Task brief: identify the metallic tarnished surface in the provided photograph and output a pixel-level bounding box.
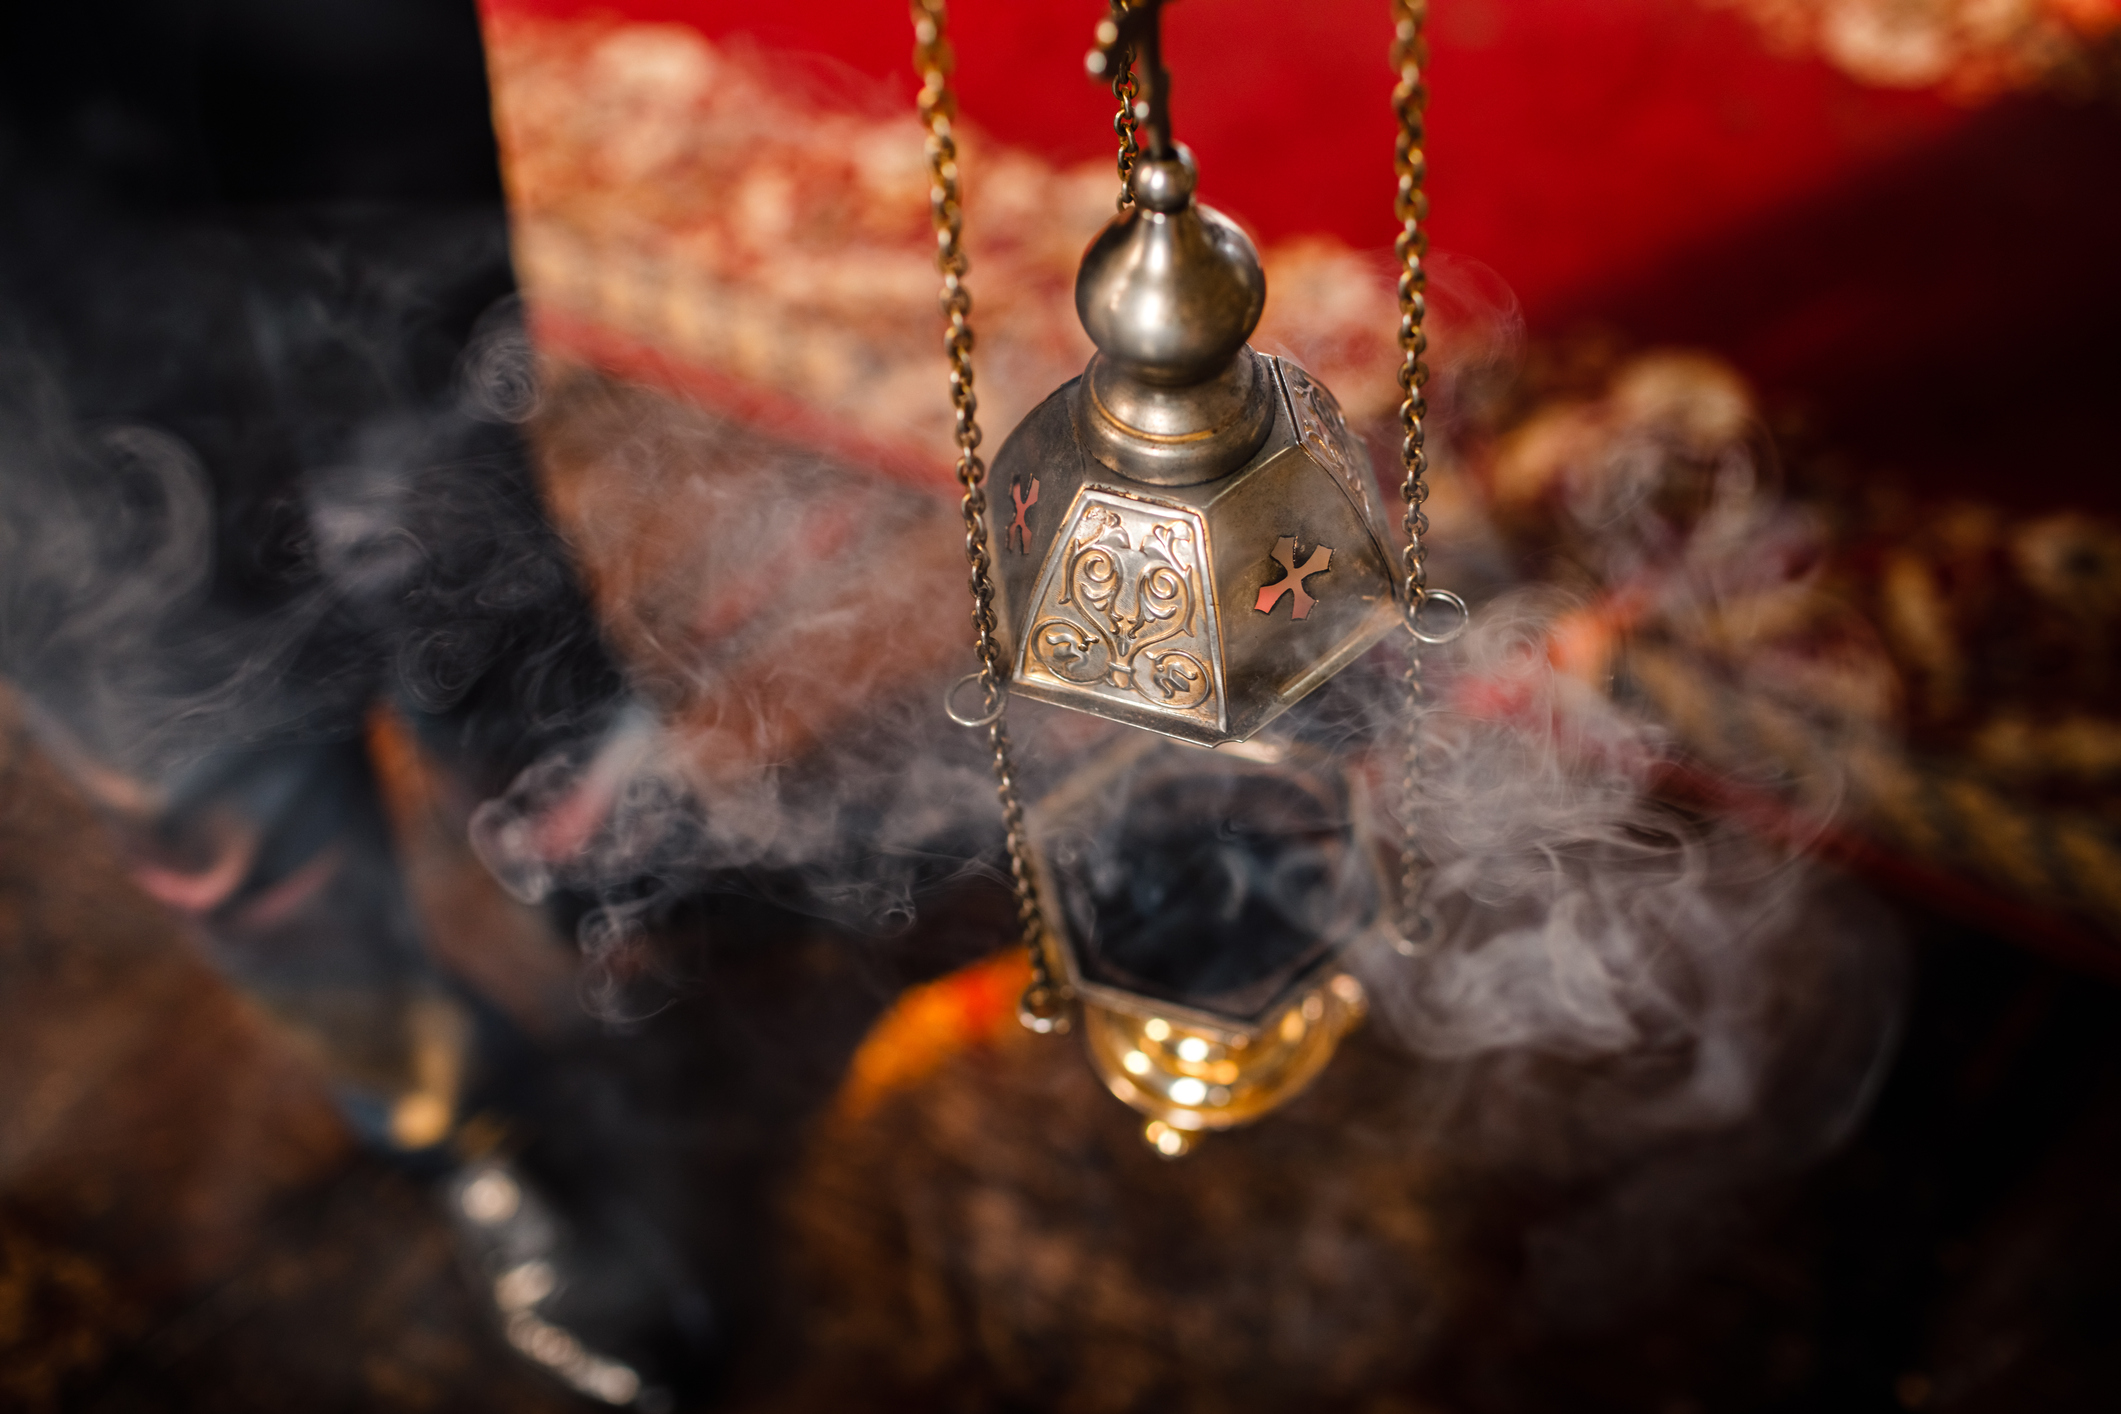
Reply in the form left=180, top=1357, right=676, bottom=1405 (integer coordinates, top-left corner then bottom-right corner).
left=1071, top=142, right=1276, bottom=484
left=1283, top=361, right=1379, bottom=525
left=1016, top=488, right=1228, bottom=736
left=1074, top=156, right=1264, bottom=389
left=1076, top=344, right=1277, bottom=485
left=992, top=354, right=1400, bottom=747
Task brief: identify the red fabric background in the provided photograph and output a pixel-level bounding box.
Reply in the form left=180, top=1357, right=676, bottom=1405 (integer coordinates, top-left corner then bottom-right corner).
left=483, top=0, right=2121, bottom=510
left=482, top=0, right=1963, bottom=318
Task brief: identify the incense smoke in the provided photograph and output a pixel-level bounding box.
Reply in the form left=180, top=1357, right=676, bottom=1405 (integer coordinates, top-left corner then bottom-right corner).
left=458, top=298, right=1904, bottom=1326
left=0, top=210, right=1904, bottom=1332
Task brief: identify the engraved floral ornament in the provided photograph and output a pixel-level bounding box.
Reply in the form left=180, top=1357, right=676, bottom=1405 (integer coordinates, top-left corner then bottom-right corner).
left=1283, top=363, right=1373, bottom=517
left=1030, top=503, right=1216, bottom=714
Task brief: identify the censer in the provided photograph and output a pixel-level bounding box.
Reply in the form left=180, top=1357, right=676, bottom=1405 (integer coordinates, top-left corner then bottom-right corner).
left=914, top=0, right=1464, bottom=1153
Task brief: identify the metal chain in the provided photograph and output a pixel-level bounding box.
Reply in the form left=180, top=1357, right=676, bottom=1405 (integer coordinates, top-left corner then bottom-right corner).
left=1108, top=8, right=1141, bottom=208
left=1390, top=0, right=1460, bottom=950
left=911, top=0, right=1068, bottom=1034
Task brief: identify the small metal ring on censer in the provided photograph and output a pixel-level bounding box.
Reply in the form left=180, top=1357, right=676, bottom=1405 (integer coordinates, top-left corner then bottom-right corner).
left=944, top=671, right=1007, bottom=728
left=1405, top=588, right=1470, bottom=645
left=1018, top=982, right=1071, bottom=1035
left=1393, top=904, right=1441, bottom=958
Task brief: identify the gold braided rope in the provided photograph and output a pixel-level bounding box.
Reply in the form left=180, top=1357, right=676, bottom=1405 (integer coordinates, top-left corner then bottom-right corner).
left=911, top=0, right=1067, bottom=1034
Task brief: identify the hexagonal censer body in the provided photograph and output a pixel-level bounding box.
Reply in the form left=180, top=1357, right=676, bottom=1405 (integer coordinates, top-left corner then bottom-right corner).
left=985, top=144, right=1401, bottom=749
left=989, top=358, right=1400, bottom=748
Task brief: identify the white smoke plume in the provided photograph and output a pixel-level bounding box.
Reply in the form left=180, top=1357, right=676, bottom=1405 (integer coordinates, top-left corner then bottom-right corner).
left=0, top=228, right=1905, bottom=1327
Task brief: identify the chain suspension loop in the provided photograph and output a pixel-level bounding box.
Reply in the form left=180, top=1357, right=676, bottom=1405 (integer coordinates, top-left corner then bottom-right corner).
left=912, top=0, right=1068, bottom=1033
left=1392, top=0, right=1440, bottom=950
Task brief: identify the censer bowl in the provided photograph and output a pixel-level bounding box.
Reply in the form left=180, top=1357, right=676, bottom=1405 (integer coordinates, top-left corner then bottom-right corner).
left=1030, top=737, right=1382, bottom=1150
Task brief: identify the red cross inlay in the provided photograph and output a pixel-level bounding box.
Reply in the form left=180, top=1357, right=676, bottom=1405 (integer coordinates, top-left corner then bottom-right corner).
left=1254, top=536, right=1333, bottom=620
left=1007, top=477, right=1040, bottom=554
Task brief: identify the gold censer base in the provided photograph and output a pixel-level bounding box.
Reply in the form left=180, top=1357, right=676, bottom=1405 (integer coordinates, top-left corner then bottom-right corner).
left=1079, top=972, right=1367, bottom=1157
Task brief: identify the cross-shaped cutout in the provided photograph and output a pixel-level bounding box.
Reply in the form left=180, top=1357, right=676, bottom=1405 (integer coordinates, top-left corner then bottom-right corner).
left=1254, top=536, right=1333, bottom=620
left=1008, top=477, right=1040, bottom=554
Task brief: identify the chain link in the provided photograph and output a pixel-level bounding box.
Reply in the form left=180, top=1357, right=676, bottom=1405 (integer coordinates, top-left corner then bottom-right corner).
left=1392, top=0, right=1440, bottom=949
left=1108, top=6, right=1142, bottom=209
left=911, top=0, right=1068, bottom=1033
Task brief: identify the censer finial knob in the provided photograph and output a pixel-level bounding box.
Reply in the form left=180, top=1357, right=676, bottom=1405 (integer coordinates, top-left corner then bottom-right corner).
left=1068, top=0, right=1275, bottom=485
left=1070, top=147, right=1274, bottom=485
left=1128, top=150, right=1195, bottom=212
left=1074, top=149, right=1265, bottom=389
